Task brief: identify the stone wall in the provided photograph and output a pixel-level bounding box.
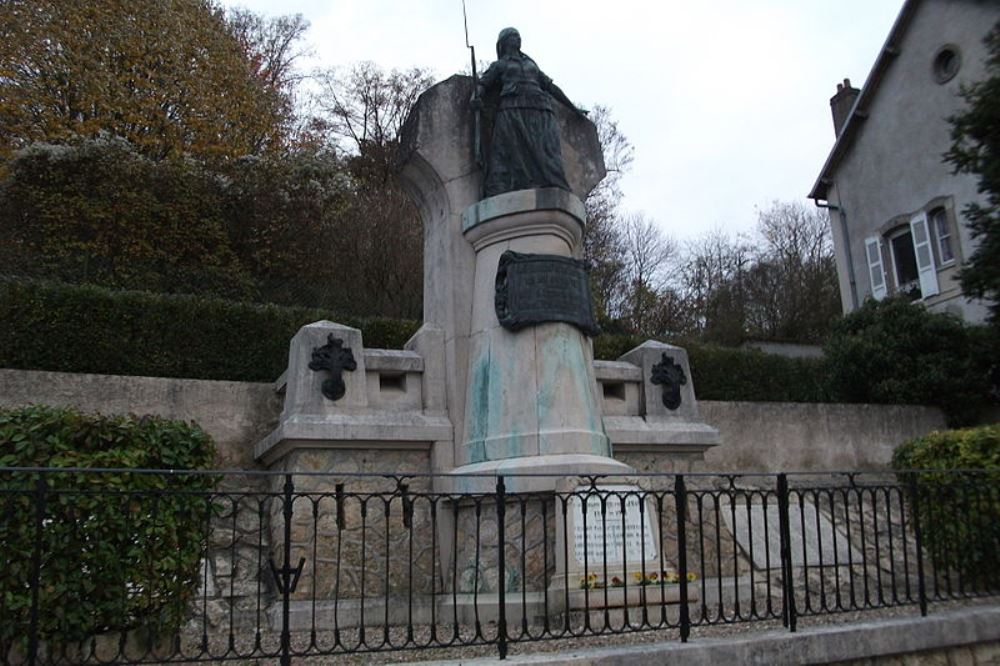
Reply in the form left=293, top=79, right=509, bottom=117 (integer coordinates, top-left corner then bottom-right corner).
left=697, top=401, right=946, bottom=472
left=0, top=369, right=948, bottom=475
left=0, top=369, right=280, bottom=469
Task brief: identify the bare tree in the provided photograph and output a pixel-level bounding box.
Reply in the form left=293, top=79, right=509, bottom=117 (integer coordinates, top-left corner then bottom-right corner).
left=312, top=63, right=434, bottom=158
left=615, top=212, right=679, bottom=333
left=673, top=202, right=839, bottom=345
left=743, top=201, right=840, bottom=341
left=305, top=62, right=435, bottom=318
left=678, top=228, right=753, bottom=344
left=583, top=105, right=634, bottom=321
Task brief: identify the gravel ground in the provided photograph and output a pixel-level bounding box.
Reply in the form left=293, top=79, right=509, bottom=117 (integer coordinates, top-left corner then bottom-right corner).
left=23, top=597, right=998, bottom=665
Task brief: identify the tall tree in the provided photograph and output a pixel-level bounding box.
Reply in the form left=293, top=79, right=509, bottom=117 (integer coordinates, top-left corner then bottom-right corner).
left=945, top=21, right=1000, bottom=324
left=225, top=9, right=310, bottom=145
left=312, top=63, right=434, bottom=177
left=0, top=0, right=295, bottom=162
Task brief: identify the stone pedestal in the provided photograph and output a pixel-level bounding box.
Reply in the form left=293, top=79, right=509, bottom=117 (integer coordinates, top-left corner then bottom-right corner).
left=254, top=321, right=451, bottom=465
left=398, top=75, right=608, bottom=478
left=603, top=341, right=722, bottom=456
left=446, top=189, right=632, bottom=493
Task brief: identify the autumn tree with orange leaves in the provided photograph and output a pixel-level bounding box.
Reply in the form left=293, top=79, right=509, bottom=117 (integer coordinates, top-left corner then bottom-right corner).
left=0, top=0, right=295, bottom=163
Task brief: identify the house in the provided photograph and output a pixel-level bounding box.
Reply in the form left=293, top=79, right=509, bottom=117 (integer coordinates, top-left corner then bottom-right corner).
left=809, top=0, right=998, bottom=323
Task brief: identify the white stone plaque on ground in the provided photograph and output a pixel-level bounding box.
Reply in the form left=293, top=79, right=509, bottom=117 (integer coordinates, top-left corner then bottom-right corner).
left=569, top=485, right=657, bottom=565
left=722, top=500, right=861, bottom=570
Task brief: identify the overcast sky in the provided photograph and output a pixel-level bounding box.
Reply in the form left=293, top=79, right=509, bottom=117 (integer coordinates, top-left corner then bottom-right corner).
left=220, top=0, right=905, bottom=242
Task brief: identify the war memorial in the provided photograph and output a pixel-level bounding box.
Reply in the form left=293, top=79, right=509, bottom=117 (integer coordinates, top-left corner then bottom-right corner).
left=3, top=24, right=998, bottom=666
left=252, top=25, right=720, bottom=624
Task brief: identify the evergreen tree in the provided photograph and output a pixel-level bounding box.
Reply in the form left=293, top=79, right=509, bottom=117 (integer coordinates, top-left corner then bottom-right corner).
left=945, top=21, right=1000, bottom=323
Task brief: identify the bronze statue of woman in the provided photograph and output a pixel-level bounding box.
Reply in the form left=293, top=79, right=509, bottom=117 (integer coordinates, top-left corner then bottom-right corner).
left=472, top=27, right=587, bottom=198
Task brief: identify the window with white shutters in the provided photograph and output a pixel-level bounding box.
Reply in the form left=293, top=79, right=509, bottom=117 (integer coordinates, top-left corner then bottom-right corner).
left=909, top=212, right=939, bottom=298
left=864, top=236, right=887, bottom=300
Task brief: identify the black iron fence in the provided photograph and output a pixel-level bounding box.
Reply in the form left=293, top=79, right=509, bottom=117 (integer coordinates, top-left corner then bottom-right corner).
left=1, top=467, right=998, bottom=664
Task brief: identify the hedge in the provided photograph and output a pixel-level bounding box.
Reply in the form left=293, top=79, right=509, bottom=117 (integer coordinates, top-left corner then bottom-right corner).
left=6, top=280, right=991, bottom=411
left=824, top=297, right=996, bottom=426
left=0, top=279, right=419, bottom=383
left=0, top=405, right=216, bottom=649
left=0, top=279, right=831, bottom=402
left=594, top=333, right=829, bottom=402
left=892, top=425, right=1000, bottom=589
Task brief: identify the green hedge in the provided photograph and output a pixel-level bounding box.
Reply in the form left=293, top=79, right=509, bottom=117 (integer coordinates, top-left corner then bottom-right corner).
left=0, top=279, right=419, bottom=383
left=594, top=333, right=829, bottom=402
left=0, top=279, right=836, bottom=402
left=0, top=405, right=216, bottom=648
left=892, top=425, right=1000, bottom=589
left=2, top=280, right=990, bottom=411
left=824, top=298, right=996, bottom=425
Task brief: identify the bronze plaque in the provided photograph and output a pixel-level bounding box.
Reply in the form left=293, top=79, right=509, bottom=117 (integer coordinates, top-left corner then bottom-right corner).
left=494, top=251, right=600, bottom=337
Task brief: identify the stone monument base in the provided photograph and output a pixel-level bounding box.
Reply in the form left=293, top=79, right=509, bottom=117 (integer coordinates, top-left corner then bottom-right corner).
left=445, top=453, right=633, bottom=494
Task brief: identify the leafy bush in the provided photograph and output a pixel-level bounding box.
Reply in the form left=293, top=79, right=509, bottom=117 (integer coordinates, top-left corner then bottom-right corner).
left=892, top=424, right=1000, bottom=471
left=823, top=297, right=997, bottom=425
left=0, top=405, right=216, bottom=650
left=893, top=425, right=1000, bottom=590
left=0, top=279, right=420, bottom=382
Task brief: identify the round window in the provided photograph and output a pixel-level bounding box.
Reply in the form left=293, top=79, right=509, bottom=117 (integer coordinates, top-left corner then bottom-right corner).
left=933, top=45, right=961, bottom=83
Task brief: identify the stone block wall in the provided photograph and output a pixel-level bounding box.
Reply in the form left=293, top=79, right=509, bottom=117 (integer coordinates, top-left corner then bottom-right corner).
left=0, top=369, right=948, bottom=475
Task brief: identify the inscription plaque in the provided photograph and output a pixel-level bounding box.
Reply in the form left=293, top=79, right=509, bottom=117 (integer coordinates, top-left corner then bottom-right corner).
left=569, top=485, right=657, bottom=565
left=495, top=251, right=600, bottom=337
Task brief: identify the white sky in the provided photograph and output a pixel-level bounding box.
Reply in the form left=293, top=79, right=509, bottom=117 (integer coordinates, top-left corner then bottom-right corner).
left=220, top=0, right=904, bottom=241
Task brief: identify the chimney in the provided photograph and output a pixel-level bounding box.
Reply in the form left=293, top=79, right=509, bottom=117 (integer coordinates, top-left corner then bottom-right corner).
left=829, top=78, right=860, bottom=137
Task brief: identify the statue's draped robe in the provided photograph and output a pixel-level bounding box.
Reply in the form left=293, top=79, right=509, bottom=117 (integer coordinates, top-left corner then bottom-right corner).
left=480, top=55, right=571, bottom=197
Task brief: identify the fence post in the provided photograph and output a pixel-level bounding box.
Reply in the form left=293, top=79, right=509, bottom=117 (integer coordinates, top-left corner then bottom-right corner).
left=673, top=475, right=691, bottom=642
left=496, top=475, right=508, bottom=660
left=776, top=473, right=797, bottom=632
left=906, top=473, right=928, bottom=617
left=27, top=476, right=48, bottom=666
left=278, top=474, right=296, bottom=666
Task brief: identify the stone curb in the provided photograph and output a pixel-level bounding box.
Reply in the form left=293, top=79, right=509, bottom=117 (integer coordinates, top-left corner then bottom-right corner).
left=401, top=604, right=1000, bottom=665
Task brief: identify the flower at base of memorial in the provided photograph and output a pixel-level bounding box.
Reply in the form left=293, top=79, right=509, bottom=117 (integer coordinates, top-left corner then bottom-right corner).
left=687, top=572, right=698, bottom=582
left=632, top=571, right=662, bottom=585
left=579, top=572, right=603, bottom=589
left=610, top=576, right=624, bottom=587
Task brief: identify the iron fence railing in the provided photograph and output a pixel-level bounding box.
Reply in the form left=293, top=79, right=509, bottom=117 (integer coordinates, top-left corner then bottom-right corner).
left=1, top=467, right=998, bottom=664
